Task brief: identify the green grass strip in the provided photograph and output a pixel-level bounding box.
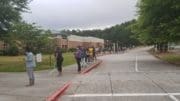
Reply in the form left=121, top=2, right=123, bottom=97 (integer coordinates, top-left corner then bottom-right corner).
left=0, top=53, right=76, bottom=72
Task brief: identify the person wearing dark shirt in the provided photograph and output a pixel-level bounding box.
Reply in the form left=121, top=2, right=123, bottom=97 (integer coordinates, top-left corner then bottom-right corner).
left=54, top=47, right=64, bottom=76
left=74, top=46, right=82, bottom=73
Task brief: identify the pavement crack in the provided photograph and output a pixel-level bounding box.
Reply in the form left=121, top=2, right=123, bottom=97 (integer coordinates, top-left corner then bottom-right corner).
left=108, top=72, right=113, bottom=95
left=74, top=81, right=82, bottom=94
left=143, top=73, right=168, bottom=94
left=144, top=73, right=179, bottom=101
left=143, top=73, right=179, bottom=101
left=71, top=81, right=82, bottom=101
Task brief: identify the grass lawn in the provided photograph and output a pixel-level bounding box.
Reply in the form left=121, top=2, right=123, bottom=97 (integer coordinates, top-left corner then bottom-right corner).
left=0, top=53, right=76, bottom=72
left=157, top=53, right=180, bottom=65
left=149, top=49, right=180, bottom=66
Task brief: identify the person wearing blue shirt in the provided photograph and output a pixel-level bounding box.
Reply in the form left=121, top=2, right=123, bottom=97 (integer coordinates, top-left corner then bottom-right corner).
left=25, top=47, right=36, bottom=86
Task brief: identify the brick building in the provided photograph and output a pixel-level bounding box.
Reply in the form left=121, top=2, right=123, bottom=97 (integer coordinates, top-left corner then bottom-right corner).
left=53, top=35, right=68, bottom=48
left=52, top=35, right=104, bottom=49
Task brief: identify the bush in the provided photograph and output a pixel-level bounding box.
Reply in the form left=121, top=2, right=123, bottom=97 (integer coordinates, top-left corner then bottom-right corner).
left=68, top=48, right=76, bottom=52
left=5, top=45, right=19, bottom=56
left=0, top=50, right=4, bottom=56
left=61, top=48, right=67, bottom=53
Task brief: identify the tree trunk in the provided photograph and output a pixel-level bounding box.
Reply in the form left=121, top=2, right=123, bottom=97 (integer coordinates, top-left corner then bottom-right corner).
left=163, top=43, right=168, bottom=53
left=157, top=43, right=168, bottom=53
left=157, top=43, right=161, bottom=52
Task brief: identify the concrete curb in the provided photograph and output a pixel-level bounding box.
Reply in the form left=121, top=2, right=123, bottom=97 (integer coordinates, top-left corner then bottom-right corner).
left=46, top=82, right=71, bottom=101
left=81, top=60, right=103, bottom=74
left=46, top=60, right=102, bottom=101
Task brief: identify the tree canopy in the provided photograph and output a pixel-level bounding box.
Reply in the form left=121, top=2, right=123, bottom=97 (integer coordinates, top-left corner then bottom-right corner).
left=0, top=0, right=30, bottom=35
left=133, top=0, right=180, bottom=44
left=60, top=20, right=140, bottom=48
left=4, top=22, right=53, bottom=55
left=0, top=0, right=55, bottom=55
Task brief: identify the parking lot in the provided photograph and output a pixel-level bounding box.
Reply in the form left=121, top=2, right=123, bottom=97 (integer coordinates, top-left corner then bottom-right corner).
left=60, top=47, right=180, bottom=101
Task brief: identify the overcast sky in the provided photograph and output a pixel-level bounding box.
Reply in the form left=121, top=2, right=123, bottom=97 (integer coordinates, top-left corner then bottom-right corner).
left=22, top=0, right=138, bottom=30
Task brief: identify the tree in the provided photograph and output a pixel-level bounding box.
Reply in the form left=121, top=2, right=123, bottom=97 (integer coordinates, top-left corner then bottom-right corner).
left=0, top=0, right=30, bottom=36
left=5, top=22, right=53, bottom=55
left=134, top=0, right=180, bottom=52
left=61, top=20, right=140, bottom=49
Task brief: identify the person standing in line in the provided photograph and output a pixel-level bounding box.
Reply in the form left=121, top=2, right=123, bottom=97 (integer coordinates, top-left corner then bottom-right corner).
left=25, top=47, right=36, bottom=86
left=80, top=47, right=87, bottom=67
left=54, top=47, right=64, bottom=76
left=92, top=47, right=97, bottom=61
left=88, top=47, right=93, bottom=62
left=74, top=46, right=82, bottom=73
left=85, top=48, right=90, bottom=63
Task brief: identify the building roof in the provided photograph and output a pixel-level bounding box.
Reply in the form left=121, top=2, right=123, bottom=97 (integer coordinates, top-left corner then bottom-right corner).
left=50, top=34, right=104, bottom=43
left=67, top=35, right=104, bottom=43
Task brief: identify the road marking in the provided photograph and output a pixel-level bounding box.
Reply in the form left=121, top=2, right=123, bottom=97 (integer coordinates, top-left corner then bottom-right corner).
left=139, top=71, right=180, bottom=73
left=171, top=93, right=180, bottom=95
left=71, top=94, right=112, bottom=97
left=68, top=93, right=180, bottom=98
left=169, top=94, right=179, bottom=101
left=135, top=55, right=139, bottom=72
left=113, top=93, right=167, bottom=96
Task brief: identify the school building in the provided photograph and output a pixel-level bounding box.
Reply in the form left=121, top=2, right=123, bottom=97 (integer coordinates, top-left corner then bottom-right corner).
left=0, top=34, right=104, bottom=52
left=52, top=35, right=104, bottom=49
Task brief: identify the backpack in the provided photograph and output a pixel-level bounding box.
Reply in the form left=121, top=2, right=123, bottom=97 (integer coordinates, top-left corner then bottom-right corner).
left=75, top=49, right=82, bottom=59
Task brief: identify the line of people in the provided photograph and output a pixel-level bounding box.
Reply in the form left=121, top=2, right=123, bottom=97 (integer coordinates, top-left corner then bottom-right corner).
left=54, top=46, right=97, bottom=76
left=74, top=46, right=97, bottom=73
left=24, top=46, right=97, bottom=86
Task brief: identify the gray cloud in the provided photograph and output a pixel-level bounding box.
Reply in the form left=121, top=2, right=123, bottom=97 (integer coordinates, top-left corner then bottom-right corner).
left=22, top=0, right=138, bottom=30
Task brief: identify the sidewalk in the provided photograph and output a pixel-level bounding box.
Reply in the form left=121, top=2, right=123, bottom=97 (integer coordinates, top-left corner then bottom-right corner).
left=0, top=60, right=102, bottom=101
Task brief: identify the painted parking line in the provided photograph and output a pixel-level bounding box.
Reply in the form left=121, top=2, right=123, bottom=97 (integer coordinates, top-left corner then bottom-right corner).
left=68, top=93, right=180, bottom=97
left=135, top=55, right=139, bottom=72
left=138, top=71, right=180, bottom=73
left=169, top=94, right=179, bottom=101
left=68, top=93, right=180, bottom=101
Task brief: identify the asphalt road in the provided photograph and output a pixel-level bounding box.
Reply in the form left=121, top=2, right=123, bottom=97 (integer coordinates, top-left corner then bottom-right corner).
left=60, top=47, right=180, bottom=101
